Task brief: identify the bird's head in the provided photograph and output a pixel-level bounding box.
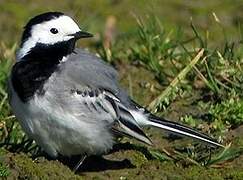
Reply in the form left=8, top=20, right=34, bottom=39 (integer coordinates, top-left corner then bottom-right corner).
left=17, top=12, right=93, bottom=61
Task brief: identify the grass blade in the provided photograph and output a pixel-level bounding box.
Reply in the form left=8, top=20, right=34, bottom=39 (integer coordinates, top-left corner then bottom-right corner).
left=148, top=49, right=204, bottom=112
left=206, top=143, right=243, bottom=167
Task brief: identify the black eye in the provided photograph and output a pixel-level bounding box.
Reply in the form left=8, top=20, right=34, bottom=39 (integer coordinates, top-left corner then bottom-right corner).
left=50, top=28, right=58, bottom=34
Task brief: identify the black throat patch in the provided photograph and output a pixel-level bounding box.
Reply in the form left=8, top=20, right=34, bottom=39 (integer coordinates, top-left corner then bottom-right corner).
left=11, top=40, right=75, bottom=102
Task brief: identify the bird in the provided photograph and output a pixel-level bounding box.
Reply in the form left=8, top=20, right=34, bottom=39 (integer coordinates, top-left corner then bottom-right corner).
left=8, top=12, right=223, bottom=171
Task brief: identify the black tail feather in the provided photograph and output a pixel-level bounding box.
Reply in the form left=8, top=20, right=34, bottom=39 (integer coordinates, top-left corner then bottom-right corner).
left=148, top=114, right=223, bottom=147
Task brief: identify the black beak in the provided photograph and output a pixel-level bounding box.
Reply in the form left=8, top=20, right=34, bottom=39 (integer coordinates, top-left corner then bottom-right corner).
left=70, top=31, right=93, bottom=39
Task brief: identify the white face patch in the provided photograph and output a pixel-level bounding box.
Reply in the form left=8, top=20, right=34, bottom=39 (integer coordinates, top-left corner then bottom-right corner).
left=17, top=15, right=81, bottom=61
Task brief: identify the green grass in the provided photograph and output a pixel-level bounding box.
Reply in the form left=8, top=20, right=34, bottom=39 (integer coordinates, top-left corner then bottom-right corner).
left=0, top=163, right=10, bottom=178
left=110, top=14, right=243, bottom=168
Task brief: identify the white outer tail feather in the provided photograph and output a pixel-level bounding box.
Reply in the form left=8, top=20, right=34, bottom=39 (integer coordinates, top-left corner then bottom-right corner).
left=130, top=110, right=224, bottom=148
left=148, top=121, right=224, bottom=147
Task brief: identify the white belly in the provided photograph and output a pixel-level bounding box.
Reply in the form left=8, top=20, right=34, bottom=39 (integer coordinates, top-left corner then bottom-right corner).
left=9, top=89, right=115, bottom=157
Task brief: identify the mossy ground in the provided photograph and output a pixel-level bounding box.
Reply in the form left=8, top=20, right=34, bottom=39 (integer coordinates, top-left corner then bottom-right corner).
left=1, top=0, right=243, bottom=179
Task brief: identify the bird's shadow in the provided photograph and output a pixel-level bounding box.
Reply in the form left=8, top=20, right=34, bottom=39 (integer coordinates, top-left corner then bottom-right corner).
left=64, top=155, right=135, bottom=172
left=35, top=142, right=146, bottom=172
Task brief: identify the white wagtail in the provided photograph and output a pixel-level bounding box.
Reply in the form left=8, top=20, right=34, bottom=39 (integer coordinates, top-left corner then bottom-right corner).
left=8, top=12, right=223, bottom=170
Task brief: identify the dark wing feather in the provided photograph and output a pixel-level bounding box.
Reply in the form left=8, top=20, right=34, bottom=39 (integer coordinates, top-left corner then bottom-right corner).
left=62, top=49, right=151, bottom=144
left=103, top=91, right=152, bottom=145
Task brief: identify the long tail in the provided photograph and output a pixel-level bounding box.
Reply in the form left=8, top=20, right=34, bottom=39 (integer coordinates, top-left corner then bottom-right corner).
left=113, top=100, right=223, bottom=147
left=147, top=114, right=224, bottom=147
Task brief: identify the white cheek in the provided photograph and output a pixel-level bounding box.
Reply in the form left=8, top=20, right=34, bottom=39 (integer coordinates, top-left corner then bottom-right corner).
left=63, top=36, right=73, bottom=41
left=38, top=34, right=63, bottom=44
left=39, top=34, right=73, bottom=44
left=16, top=15, right=81, bottom=61
left=32, top=31, right=62, bottom=45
